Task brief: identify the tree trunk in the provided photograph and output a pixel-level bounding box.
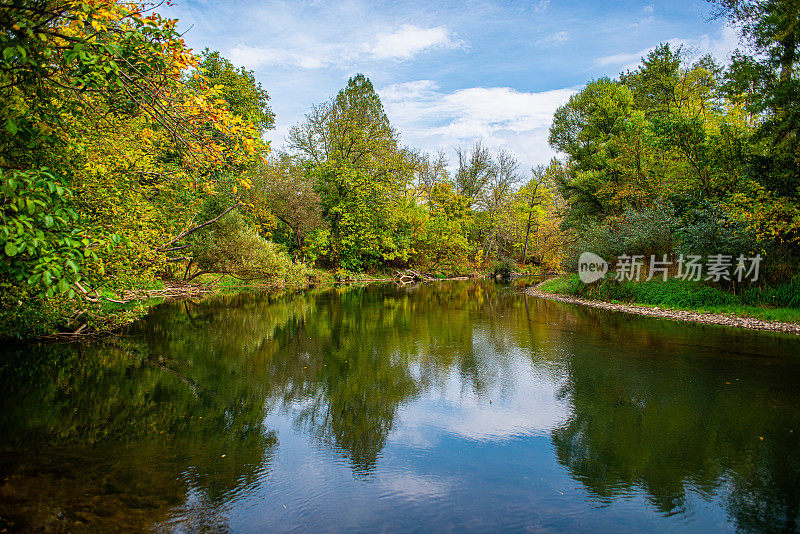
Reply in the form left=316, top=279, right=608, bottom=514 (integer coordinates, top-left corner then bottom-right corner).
left=521, top=183, right=540, bottom=265
left=521, top=210, right=533, bottom=266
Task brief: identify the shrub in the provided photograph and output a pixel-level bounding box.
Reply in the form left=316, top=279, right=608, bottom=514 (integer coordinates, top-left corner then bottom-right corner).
left=544, top=275, right=737, bottom=307
left=0, top=282, right=65, bottom=338
left=190, top=211, right=310, bottom=287
left=742, top=275, right=800, bottom=308
left=564, top=201, right=682, bottom=271
left=491, top=259, right=515, bottom=280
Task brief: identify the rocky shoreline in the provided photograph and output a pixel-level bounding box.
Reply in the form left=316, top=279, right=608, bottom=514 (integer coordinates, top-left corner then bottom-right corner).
left=526, top=280, right=800, bottom=336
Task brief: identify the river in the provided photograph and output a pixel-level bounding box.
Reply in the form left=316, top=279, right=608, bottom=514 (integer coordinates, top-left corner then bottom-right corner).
left=1, top=280, right=799, bottom=532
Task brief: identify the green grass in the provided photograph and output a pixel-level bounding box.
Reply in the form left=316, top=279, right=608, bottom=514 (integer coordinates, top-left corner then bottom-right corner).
left=538, top=275, right=800, bottom=324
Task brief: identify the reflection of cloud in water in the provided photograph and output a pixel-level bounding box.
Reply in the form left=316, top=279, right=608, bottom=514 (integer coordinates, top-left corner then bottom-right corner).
left=393, top=356, right=569, bottom=448
left=376, top=472, right=453, bottom=500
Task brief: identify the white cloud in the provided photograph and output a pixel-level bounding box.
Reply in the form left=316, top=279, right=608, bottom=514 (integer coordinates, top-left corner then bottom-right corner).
left=379, top=80, right=577, bottom=168
left=368, top=24, right=462, bottom=60
left=595, top=50, right=645, bottom=68
left=377, top=472, right=453, bottom=500
left=595, top=25, right=740, bottom=72
left=227, top=24, right=462, bottom=70
left=532, top=0, right=550, bottom=13
left=390, top=355, right=570, bottom=448
left=689, top=24, right=740, bottom=61
left=538, top=30, right=569, bottom=45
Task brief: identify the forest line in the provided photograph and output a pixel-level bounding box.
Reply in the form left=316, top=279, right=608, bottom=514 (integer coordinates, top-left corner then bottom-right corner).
left=1, top=0, right=799, bottom=338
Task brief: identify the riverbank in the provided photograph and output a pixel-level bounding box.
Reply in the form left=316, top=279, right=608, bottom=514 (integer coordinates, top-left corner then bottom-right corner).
left=526, top=277, right=800, bottom=335
left=6, top=269, right=481, bottom=341
left=2, top=273, right=328, bottom=341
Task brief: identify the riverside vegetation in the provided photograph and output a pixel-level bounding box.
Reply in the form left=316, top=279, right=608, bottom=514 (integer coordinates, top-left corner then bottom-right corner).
left=2, top=0, right=800, bottom=338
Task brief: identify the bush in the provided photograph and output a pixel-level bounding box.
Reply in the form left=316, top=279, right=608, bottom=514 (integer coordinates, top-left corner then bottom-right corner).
left=0, top=282, right=65, bottom=339
left=190, top=211, right=310, bottom=287
left=564, top=201, right=682, bottom=271
left=672, top=197, right=759, bottom=259
left=742, top=275, right=800, bottom=308
left=491, top=259, right=515, bottom=280
left=544, top=275, right=737, bottom=307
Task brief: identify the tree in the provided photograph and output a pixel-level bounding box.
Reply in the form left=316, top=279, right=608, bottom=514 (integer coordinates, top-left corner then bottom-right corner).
left=0, top=168, right=93, bottom=297
left=252, top=154, right=326, bottom=260
left=288, top=74, right=406, bottom=179
left=549, top=77, right=639, bottom=223
left=412, top=180, right=474, bottom=273
left=519, top=166, right=546, bottom=265
left=710, top=0, right=800, bottom=83
left=195, top=49, right=275, bottom=135
left=0, top=1, right=269, bottom=335
left=288, top=74, right=415, bottom=269
left=711, top=0, right=800, bottom=262
left=478, top=148, right=520, bottom=262
left=414, top=150, right=450, bottom=206
left=548, top=43, right=768, bottom=275
left=454, top=141, right=493, bottom=208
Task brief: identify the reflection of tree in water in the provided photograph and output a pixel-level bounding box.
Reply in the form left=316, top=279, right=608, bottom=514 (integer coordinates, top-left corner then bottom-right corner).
left=725, top=434, right=800, bottom=532
left=0, top=297, right=287, bottom=532
left=271, top=287, right=420, bottom=475
left=0, top=283, right=524, bottom=528
left=266, top=282, right=531, bottom=475
left=11, top=281, right=797, bottom=531
left=549, top=315, right=800, bottom=530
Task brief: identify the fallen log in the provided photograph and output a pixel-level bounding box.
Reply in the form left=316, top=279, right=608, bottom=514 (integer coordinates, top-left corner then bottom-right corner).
left=396, top=269, right=437, bottom=285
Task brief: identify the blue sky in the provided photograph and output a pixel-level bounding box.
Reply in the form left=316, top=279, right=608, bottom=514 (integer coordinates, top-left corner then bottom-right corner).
left=162, top=0, right=739, bottom=169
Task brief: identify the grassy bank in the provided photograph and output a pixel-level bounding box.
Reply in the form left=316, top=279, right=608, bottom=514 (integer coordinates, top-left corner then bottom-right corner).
left=538, top=275, right=800, bottom=324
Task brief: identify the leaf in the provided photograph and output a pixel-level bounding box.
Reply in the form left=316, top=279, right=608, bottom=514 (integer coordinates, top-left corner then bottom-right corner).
left=5, top=117, right=18, bottom=135
left=4, top=241, right=17, bottom=257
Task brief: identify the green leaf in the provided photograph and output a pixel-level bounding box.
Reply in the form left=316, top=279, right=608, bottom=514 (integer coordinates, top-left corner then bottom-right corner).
left=5, top=117, right=18, bottom=135
left=43, top=270, right=52, bottom=286
left=4, top=241, right=17, bottom=257
left=58, top=279, right=69, bottom=294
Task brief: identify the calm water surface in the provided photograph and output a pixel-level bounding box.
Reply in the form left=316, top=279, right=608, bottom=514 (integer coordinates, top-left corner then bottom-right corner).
left=1, top=281, right=799, bottom=532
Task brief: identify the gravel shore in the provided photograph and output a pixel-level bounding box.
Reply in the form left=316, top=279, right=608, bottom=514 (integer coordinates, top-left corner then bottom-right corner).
left=526, top=280, right=800, bottom=336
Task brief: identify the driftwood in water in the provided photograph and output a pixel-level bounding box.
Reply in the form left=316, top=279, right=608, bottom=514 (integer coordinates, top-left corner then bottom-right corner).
left=395, top=270, right=472, bottom=285
left=396, top=269, right=429, bottom=285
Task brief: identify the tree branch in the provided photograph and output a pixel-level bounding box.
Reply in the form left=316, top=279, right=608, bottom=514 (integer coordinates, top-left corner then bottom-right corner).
left=156, top=201, right=240, bottom=251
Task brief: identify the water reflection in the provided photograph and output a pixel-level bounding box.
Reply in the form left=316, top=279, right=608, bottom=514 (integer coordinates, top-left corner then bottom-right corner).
left=1, top=281, right=799, bottom=531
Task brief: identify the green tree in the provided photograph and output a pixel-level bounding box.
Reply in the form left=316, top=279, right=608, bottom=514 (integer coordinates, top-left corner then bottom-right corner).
left=195, top=49, right=275, bottom=135
left=289, top=74, right=415, bottom=269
